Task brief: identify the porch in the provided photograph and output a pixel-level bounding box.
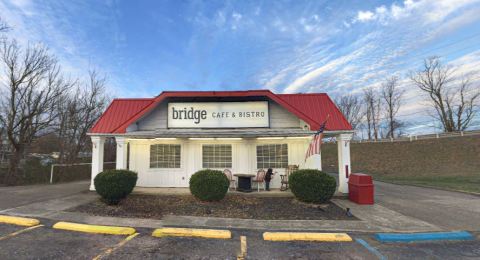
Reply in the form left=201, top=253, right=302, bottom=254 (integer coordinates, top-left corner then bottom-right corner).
left=89, top=130, right=353, bottom=194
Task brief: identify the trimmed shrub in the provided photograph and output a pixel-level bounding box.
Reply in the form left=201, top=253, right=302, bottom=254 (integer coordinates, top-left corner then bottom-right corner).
left=189, top=169, right=229, bottom=201
left=289, top=169, right=336, bottom=203
left=94, top=169, right=138, bottom=205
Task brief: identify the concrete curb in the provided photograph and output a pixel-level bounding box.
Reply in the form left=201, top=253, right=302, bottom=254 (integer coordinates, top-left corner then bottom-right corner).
left=263, top=232, right=352, bottom=242
left=0, top=215, right=40, bottom=227
left=152, top=227, right=231, bottom=239
left=53, top=221, right=136, bottom=235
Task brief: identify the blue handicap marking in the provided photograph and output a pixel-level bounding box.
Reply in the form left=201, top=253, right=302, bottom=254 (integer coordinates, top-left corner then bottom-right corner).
left=375, top=231, right=474, bottom=243
left=355, top=238, right=387, bottom=260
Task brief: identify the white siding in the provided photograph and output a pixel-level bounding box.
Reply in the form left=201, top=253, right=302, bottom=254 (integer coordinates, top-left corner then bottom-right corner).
left=136, top=102, right=168, bottom=130
left=268, top=102, right=300, bottom=128
left=128, top=138, right=320, bottom=188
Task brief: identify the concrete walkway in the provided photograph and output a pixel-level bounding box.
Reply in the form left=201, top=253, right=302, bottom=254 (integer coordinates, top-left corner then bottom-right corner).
left=374, top=181, right=480, bottom=231
left=0, top=181, right=89, bottom=210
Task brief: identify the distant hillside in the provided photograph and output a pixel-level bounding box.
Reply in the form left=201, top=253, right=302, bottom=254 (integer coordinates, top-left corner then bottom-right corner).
left=322, top=136, right=480, bottom=178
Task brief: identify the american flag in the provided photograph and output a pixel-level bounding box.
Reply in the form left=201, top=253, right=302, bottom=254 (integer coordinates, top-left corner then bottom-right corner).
left=305, top=118, right=328, bottom=161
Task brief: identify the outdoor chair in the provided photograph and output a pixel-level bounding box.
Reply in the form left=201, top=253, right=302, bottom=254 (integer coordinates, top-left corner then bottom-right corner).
left=252, top=169, right=266, bottom=192
left=280, top=165, right=299, bottom=191
left=223, top=169, right=236, bottom=191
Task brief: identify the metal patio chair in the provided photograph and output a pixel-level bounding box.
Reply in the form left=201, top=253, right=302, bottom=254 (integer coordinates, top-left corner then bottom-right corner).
left=252, top=169, right=266, bottom=192
left=280, top=165, right=299, bottom=191
left=224, top=169, right=236, bottom=191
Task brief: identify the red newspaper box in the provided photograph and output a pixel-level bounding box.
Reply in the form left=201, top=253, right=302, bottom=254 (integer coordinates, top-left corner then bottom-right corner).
left=348, top=173, right=374, bottom=204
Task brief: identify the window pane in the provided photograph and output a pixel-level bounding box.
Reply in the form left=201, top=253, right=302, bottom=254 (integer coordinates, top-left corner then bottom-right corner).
left=256, top=144, right=288, bottom=169
left=150, top=144, right=181, bottom=168
left=202, top=144, right=233, bottom=169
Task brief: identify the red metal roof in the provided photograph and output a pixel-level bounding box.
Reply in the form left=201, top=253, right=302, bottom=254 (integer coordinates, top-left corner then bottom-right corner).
left=277, top=93, right=352, bottom=131
left=89, top=90, right=352, bottom=134
left=90, top=98, right=154, bottom=133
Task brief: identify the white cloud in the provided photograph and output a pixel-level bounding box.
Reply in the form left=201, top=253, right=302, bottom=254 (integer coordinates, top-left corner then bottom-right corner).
left=232, top=12, right=242, bottom=21
left=357, top=11, right=375, bottom=22
left=283, top=43, right=372, bottom=93
left=0, top=0, right=130, bottom=96
left=354, top=0, right=480, bottom=25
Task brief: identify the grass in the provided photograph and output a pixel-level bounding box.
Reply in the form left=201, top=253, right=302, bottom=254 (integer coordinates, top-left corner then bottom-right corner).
left=322, top=136, right=480, bottom=194
left=371, top=174, right=480, bottom=194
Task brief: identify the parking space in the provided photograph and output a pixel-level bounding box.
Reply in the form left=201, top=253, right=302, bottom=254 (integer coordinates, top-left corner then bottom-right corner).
left=355, top=233, right=480, bottom=260
left=0, top=223, right=124, bottom=259
left=0, top=224, right=23, bottom=237
left=244, top=231, right=373, bottom=259
left=107, top=233, right=239, bottom=259
left=0, top=221, right=479, bottom=259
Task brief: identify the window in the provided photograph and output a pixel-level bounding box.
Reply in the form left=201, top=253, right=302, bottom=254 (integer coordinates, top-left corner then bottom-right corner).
left=256, top=144, right=288, bottom=169
left=202, top=144, right=232, bottom=168
left=150, top=144, right=181, bottom=168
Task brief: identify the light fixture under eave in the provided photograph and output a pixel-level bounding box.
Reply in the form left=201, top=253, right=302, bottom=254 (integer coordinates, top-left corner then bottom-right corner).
left=216, top=138, right=243, bottom=140
left=155, top=138, right=177, bottom=140
left=189, top=138, right=215, bottom=140
left=256, top=137, right=285, bottom=140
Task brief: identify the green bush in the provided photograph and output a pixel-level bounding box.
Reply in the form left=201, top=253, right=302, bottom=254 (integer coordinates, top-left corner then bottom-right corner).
left=94, top=169, right=138, bottom=205
left=189, top=169, right=229, bottom=201
left=289, top=169, right=336, bottom=203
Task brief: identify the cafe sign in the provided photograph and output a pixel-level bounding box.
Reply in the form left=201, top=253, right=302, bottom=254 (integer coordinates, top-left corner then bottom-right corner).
left=167, top=101, right=269, bottom=128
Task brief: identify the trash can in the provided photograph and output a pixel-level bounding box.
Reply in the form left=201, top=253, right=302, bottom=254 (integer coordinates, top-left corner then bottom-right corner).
left=348, top=173, right=374, bottom=205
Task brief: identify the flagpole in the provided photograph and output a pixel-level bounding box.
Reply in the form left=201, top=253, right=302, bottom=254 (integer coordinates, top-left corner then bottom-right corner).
left=304, top=114, right=330, bottom=162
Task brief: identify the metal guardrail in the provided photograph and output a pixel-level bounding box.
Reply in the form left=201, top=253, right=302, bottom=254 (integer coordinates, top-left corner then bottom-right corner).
left=352, top=130, right=480, bottom=143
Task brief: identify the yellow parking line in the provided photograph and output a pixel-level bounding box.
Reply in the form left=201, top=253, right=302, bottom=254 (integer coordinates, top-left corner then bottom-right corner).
left=0, top=225, right=44, bottom=241
left=263, top=232, right=352, bottom=242
left=237, top=236, right=247, bottom=260
left=53, top=222, right=136, bottom=236
left=152, top=227, right=231, bottom=239
left=92, top=233, right=139, bottom=260
left=0, top=215, right=40, bottom=227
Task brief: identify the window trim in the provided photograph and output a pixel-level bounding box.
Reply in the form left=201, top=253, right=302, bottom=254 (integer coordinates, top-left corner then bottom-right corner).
left=202, top=144, right=233, bottom=169
left=149, top=143, right=182, bottom=169
left=256, top=143, right=289, bottom=169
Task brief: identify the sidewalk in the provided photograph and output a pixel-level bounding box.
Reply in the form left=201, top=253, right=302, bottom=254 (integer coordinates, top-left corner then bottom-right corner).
left=0, top=181, right=89, bottom=210
left=0, top=191, right=440, bottom=232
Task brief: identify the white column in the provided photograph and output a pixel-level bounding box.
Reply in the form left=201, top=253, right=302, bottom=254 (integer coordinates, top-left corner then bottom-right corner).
left=90, top=136, right=105, bottom=191
left=337, top=133, right=352, bottom=193
left=115, top=137, right=128, bottom=170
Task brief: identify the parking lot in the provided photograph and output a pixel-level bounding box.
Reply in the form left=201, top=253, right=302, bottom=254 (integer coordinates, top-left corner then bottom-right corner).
left=0, top=219, right=479, bottom=260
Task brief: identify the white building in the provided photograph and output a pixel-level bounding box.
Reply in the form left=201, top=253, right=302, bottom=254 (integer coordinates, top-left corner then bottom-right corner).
left=88, top=90, right=353, bottom=193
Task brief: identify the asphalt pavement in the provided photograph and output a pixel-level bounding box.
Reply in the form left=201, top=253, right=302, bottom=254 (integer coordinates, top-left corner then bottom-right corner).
left=0, top=181, right=90, bottom=210
left=374, top=181, right=480, bottom=231
left=0, top=222, right=479, bottom=259
left=0, top=179, right=479, bottom=259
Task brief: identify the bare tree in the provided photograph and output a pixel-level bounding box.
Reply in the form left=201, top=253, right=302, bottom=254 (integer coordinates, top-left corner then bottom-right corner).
left=411, top=57, right=480, bottom=132
left=335, top=94, right=364, bottom=130
left=0, top=17, right=8, bottom=33
left=381, top=76, right=404, bottom=138
left=363, top=88, right=381, bottom=140
left=56, top=70, right=108, bottom=163
left=0, top=40, right=70, bottom=184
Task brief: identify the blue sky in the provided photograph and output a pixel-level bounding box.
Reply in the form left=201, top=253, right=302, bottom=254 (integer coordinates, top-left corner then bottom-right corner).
left=0, top=0, right=479, bottom=133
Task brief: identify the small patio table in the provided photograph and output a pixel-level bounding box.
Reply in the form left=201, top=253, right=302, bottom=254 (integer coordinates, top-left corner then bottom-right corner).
left=233, top=173, right=256, bottom=192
